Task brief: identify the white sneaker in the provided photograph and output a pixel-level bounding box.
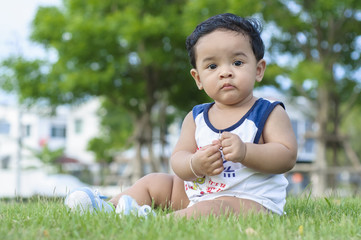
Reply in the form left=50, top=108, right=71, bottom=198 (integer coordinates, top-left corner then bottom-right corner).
left=64, top=187, right=114, bottom=214
left=116, top=195, right=155, bottom=218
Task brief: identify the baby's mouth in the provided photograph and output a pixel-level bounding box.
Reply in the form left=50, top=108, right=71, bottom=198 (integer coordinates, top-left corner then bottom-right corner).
left=221, top=83, right=234, bottom=89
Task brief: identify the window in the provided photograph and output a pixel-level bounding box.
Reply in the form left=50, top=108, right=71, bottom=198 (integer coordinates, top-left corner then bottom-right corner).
left=75, top=119, right=83, bottom=134
left=51, top=125, right=66, bottom=138
left=304, top=120, right=315, bottom=153
left=0, top=120, right=10, bottom=135
left=304, top=138, right=315, bottom=153
left=291, top=119, right=298, bottom=142
left=23, top=124, right=31, bottom=137
left=305, top=120, right=314, bottom=132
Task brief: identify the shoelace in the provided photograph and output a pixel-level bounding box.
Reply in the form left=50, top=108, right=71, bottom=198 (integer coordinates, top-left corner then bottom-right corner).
left=94, top=189, right=108, bottom=200
left=92, top=189, right=110, bottom=211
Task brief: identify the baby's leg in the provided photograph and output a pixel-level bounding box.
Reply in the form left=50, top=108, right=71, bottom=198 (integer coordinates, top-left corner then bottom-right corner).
left=172, top=196, right=268, bottom=219
left=109, top=173, right=189, bottom=210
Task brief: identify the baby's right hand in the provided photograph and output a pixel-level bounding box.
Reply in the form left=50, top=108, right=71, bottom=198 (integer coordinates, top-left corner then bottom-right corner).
left=192, top=142, right=224, bottom=176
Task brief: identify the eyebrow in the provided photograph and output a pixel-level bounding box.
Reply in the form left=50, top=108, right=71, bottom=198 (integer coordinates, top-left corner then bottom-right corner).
left=201, top=56, right=216, bottom=63
left=201, top=51, right=248, bottom=63
left=233, top=51, right=248, bottom=58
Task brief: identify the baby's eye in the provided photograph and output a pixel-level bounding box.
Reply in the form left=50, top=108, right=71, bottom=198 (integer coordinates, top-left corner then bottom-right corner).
left=207, top=64, right=217, bottom=69
left=233, top=60, right=243, bottom=66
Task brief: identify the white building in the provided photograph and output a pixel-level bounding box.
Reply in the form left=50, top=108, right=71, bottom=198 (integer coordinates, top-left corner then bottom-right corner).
left=65, top=98, right=101, bottom=164
left=0, top=97, right=102, bottom=170
left=0, top=90, right=317, bottom=170
left=0, top=102, right=67, bottom=169
left=0, top=95, right=87, bottom=197
left=0, top=89, right=317, bottom=197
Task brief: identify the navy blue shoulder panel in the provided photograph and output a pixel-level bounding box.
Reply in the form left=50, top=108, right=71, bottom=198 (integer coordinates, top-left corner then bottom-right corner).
left=251, top=98, right=285, bottom=143
left=191, top=99, right=285, bottom=144
left=192, top=103, right=213, bottom=120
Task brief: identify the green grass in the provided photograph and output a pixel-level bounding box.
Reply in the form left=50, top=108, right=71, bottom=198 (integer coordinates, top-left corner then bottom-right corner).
left=0, top=196, right=360, bottom=240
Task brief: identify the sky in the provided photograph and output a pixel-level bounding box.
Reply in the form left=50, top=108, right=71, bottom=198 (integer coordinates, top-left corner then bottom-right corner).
left=0, top=0, right=60, bottom=103
left=0, top=0, right=60, bottom=61
left=0, top=0, right=359, bottom=94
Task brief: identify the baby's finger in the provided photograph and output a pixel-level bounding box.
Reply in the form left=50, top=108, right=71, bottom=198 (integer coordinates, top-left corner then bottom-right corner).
left=199, top=144, right=212, bottom=150
left=209, top=165, right=224, bottom=176
left=221, top=146, right=233, bottom=160
left=209, top=156, right=223, bottom=169
left=204, top=145, right=222, bottom=157
left=220, top=131, right=233, bottom=140
left=212, top=139, right=221, bottom=147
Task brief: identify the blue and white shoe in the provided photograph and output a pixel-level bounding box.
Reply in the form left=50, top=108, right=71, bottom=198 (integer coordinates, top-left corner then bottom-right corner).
left=116, top=195, right=155, bottom=218
left=64, top=187, right=114, bottom=214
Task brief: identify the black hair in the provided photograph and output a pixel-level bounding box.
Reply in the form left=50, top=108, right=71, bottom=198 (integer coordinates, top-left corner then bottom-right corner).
left=186, top=13, right=265, bottom=69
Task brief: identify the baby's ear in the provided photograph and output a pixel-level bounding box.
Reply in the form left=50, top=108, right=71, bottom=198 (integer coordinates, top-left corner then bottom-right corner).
left=190, top=69, right=203, bottom=90
left=255, top=59, right=266, bottom=82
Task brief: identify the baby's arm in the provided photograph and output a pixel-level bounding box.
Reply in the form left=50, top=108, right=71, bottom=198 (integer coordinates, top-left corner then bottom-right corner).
left=221, top=105, right=297, bottom=174
left=170, top=112, right=223, bottom=181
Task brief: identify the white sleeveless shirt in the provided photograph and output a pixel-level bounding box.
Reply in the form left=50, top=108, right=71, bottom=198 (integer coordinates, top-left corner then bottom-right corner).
left=184, top=98, right=289, bottom=215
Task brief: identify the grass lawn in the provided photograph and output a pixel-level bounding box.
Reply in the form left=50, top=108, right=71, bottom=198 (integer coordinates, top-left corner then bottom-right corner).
left=0, top=195, right=360, bottom=240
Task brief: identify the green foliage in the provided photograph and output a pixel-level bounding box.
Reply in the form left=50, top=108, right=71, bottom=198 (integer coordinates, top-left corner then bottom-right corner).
left=182, top=0, right=264, bottom=35
left=262, top=63, right=284, bottom=87
left=262, top=0, right=361, bottom=166
left=87, top=138, right=113, bottom=164
left=2, top=0, right=198, bottom=165
left=0, top=57, right=58, bottom=106
left=27, top=144, right=65, bottom=173
left=290, top=61, right=327, bottom=86
left=87, top=99, right=134, bottom=163
left=2, top=0, right=361, bottom=167
left=0, top=0, right=265, bottom=166
left=31, top=7, right=65, bottom=48
left=263, top=0, right=361, bottom=93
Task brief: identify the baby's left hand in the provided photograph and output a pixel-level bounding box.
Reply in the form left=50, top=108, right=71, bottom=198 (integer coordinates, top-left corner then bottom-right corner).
left=219, top=132, right=247, bottom=163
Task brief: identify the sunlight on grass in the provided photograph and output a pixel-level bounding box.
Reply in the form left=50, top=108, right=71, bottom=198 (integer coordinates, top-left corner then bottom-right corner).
left=0, top=196, right=360, bottom=239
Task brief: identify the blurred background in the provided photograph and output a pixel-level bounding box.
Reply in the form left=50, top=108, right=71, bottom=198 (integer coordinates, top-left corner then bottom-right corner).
left=0, top=0, right=360, bottom=198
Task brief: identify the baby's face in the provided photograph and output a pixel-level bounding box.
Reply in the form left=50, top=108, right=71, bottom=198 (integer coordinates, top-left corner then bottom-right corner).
left=190, top=29, right=265, bottom=106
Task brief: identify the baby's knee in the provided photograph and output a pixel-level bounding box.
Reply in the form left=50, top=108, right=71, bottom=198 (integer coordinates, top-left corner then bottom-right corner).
left=142, top=172, right=173, bottom=181
left=138, top=172, right=174, bottom=188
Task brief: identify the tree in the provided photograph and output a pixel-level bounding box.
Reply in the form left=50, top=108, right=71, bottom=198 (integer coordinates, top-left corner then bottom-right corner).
left=262, top=0, right=361, bottom=195
left=0, top=0, right=277, bottom=182
left=1, top=0, right=209, bottom=182
left=27, top=144, right=65, bottom=173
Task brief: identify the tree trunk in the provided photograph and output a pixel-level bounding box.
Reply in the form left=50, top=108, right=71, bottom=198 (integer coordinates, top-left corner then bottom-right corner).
left=147, top=121, right=161, bottom=172
left=158, top=98, right=169, bottom=171
left=131, top=116, right=147, bottom=183
left=343, top=140, right=361, bottom=168
left=312, top=88, right=328, bottom=196
left=132, top=140, right=144, bottom=183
